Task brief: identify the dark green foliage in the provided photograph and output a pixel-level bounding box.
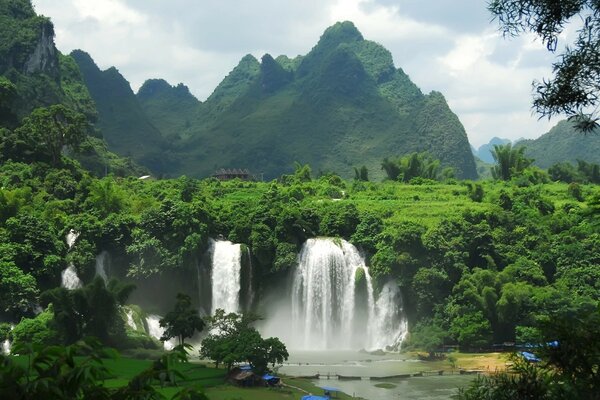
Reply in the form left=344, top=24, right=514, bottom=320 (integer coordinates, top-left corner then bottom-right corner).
left=40, top=277, right=135, bottom=347
left=0, top=260, right=38, bottom=317
left=466, top=182, right=484, bottom=202
left=568, top=182, right=584, bottom=201
left=519, top=120, right=600, bottom=168
left=381, top=152, right=446, bottom=182
left=71, top=50, right=173, bottom=174
left=489, top=0, right=600, bottom=128
left=458, top=305, right=600, bottom=399
left=10, top=306, right=59, bottom=348
left=159, top=293, right=205, bottom=346
left=407, top=320, right=447, bottom=358
left=0, top=338, right=207, bottom=399
left=491, top=143, right=532, bottom=181
left=353, top=165, right=369, bottom=181
left=137, top=79, right=199, bottom=142
left=200, top=309, right=288, bottom=374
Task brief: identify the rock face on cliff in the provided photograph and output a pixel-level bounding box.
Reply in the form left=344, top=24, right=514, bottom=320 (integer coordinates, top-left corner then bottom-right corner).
left=0, top=0, right=95, bottom=125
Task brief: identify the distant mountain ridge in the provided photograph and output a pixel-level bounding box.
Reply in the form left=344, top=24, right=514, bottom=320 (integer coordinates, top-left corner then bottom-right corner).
left=76, top=21, right=478, bottom=180
left=517, top=120, right=600, bottom=168
left=472, top=137, right=511, bottom=163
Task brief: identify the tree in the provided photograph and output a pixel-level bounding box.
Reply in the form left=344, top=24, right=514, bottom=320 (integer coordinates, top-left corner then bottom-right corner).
left=381, top=152, right=443, bottom=182
left=200, top=309, right=288, bottom=373
left=0, top=260, right=38, bottom=318
left=160, top=293, right=205, bottom=346
left=489, top=0, right=600, bottom=129
left=13, top=105, right=87, bottom=166
left=40, top=277, right=135, bottom=346
left=353, top=165, right=369, bottom=181
left=458, top=305, right=600, bottom=399
left=409, top=320, right=447, bottom=359
left=491, top=143, right=532, bottom=180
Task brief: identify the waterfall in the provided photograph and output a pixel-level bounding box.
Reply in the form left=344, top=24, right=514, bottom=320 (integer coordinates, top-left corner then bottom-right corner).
left=66, top=229, right=79, bottom=249
left=209, top=239, right=242, bottom=314
left=2, top=324, right=14, bottom=355
left=245, top=246, right=255, bottom=311
left=290, top=238, right=407, bottom=351
left=95, top=251, right=109, bottom=282
left=367, top=280, right=408, bottom=351
left=62, top=229, right=82, bottom=290
left=126, top=309, right=137, bottom=330
left=61, top=264, right=82, bottom=290
left=145, top=315, right=175, bottom=350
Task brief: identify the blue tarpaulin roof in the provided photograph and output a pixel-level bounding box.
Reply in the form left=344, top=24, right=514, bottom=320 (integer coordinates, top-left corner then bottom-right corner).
left=239, top=365, right=252, bottom=371
left=320, top=386, right=341, bottom=392
left=301, top=396, right=328, bottom=400
left=520, top=351, right=541, bottom=362
left=262, top=374, right=278, bottom=380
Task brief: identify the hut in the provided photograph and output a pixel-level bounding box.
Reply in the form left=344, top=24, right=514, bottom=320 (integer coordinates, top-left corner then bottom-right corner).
left=227, top=367, right=262, bottom=387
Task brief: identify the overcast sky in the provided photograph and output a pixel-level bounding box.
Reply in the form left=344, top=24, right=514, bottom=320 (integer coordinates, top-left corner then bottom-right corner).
left=32, top=0, right=570, bottom=147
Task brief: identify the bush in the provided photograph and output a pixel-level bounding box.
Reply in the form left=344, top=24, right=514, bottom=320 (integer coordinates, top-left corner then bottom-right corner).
left=11, top=307, right=60, bottom=349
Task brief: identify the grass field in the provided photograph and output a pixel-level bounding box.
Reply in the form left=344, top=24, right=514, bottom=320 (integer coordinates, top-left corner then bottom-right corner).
left=9, top=355, right=355, bottom=399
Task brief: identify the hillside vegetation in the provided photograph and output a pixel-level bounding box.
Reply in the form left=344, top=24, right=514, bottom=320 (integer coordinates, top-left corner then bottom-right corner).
left=518, top=120, right=600, bottom=168
left=75, top=21, right=478, bottom=180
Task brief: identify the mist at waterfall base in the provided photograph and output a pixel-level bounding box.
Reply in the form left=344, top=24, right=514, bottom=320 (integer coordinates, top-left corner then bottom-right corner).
left=258, top=238, right=407, bottom=352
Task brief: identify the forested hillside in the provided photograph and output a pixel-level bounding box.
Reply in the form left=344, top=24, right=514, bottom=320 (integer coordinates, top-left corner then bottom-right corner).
left=0, top=0, right=145, bottom=177
left=518, top=120, right=600, bottom=168
left=1, top=0, right=599, bottom=361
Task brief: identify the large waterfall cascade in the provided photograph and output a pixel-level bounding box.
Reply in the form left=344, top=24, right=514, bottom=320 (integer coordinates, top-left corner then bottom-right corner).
left=95, top=251, right=109, bottom=282
left=209, top=239, right=242, bottom=314
left=61, top=230, right=82, bottom=290
left=290, top=238, right=407, bottom=351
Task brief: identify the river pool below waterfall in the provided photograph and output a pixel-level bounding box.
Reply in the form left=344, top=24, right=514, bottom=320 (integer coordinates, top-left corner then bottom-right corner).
left=278, top=350, right=475, bottom=400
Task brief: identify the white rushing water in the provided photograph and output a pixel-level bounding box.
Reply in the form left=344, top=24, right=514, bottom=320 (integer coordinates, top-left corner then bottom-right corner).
left=125, top=309, right=137, bottom=330
left=62, top=229, right=82, bottom=290
left=2, top=324, right=14, bottom=355
left=210, top=239, right=242, bottom=313
left=289, top=238, right=407, bottom=351
left=367, top=281, right=408, bottom=350
left=146, top=315, right=175, bottom=350
left=95, top=251, right=109, bottom=282
left=61, top=264, right=82, bottom=290
left=66, top=229, right=79, bottom=249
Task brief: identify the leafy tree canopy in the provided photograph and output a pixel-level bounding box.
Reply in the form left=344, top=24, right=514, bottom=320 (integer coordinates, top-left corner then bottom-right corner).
left=159, top=293, right=205, bottom=346
left=489, top=0, right=600, bottom=130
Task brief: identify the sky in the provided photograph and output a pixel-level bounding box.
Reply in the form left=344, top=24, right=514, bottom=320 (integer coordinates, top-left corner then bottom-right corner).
left=32, top=0, right=571, bottom=147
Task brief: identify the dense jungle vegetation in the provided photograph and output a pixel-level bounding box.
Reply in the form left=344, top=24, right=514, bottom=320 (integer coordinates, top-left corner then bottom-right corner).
left=0, top=103, right=598, bottom=354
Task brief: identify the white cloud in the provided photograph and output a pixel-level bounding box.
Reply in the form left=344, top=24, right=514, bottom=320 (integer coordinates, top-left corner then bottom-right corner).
left=32, top=0, right=567, bottom=147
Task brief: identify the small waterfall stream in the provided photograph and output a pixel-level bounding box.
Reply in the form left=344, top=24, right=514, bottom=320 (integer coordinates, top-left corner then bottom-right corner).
left=95, top=251, right=109, bottom=282
left=145, top=315, right=176, bottom=350
left=2, top=324, right=14, bottom=355
left=61, top=230, right=82, bottom=290
left=209, top=239, right=242, bottom=313
left=125, top=309, right=137, bottom=330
